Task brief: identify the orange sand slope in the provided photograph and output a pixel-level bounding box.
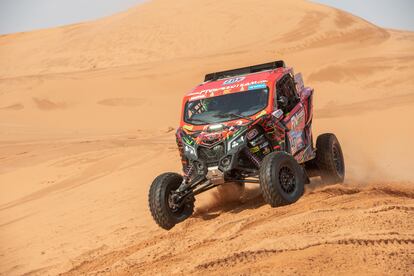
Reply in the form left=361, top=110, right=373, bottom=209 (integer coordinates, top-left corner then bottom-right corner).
left=0, top=0, right=413, bottom=275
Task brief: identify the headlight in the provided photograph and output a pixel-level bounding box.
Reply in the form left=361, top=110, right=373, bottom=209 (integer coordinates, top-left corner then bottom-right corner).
left=184, top=144, right=197, bottom=159
left=228, top=134, right=245, bottom=151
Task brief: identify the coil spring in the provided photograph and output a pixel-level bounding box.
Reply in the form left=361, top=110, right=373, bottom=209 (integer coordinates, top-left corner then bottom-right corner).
left=243, top=148, right=261, bottom=168
left=184, top=164, right=195, bottom=182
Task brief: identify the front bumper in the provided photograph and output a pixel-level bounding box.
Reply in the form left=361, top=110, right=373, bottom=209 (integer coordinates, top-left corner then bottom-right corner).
left=207, top=166, right=225, bottom=184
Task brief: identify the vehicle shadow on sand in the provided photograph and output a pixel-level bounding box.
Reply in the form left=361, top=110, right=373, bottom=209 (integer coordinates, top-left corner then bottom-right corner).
left=193, top=177, right=326, bottom=221
left=193, top=185, right=266, bottom=220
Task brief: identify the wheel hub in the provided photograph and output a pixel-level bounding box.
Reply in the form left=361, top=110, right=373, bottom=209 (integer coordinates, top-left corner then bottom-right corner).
left=168, top=192, right=181, bottom=212
left=279, top=166, right=296, bottom=194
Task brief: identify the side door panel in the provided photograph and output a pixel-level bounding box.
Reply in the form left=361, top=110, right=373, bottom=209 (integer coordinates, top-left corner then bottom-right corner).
left=283, top=103, right=306, bottom=155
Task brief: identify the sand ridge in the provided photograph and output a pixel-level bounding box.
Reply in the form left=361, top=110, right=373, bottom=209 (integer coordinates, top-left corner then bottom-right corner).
left=0, top=0, right=413, bottom=275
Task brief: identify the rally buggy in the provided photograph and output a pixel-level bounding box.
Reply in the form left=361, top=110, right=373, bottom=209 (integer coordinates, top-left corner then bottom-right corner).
left=149, top=60, right=345, bottom=230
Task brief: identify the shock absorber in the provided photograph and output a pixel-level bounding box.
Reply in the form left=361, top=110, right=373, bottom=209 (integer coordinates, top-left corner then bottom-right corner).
left=243, top=148, right=261, bottom=168
left=178, top=164, right=195, bottom=193
left=184, top=164, right=195, bottom=182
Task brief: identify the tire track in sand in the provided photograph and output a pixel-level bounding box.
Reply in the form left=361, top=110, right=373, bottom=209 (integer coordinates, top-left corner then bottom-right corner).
left=196, top=238, right=414, bottom=270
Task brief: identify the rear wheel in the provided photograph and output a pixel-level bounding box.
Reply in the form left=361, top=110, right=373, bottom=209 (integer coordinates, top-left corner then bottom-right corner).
left=315, top=133, right=345, bottom=184
left=259, top=152, right=305, bottom=207
left=148, top=172, right=194, bottom=230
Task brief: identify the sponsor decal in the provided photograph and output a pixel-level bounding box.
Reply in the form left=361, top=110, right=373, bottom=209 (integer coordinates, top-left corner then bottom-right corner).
left=204, top=133, right=221, bottom=143
left=259, top=141, right=269, bottom=149
left=255, top=110, right=267, bottom=119
left=291, top=109, right=305, bottom=129
left=223, top=77, right=245, bottom=85
left=190, top=95, right=206, bottom=101
left=263, top=147, right=270, bottom=154
left=189, top=80, right=268, bottom=96
left=288, top=130, right=305, bottom=154
left=182, top=136, right=194, bottom=145
left=246, top=128, right=259, bottom=140
left=248, top=83, right=267, bottom=90
left=183, top=125, right=193, bottom=131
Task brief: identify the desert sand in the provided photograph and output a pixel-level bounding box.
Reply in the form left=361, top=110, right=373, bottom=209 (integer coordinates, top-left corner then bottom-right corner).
left=0, top=0, right=413, bottom=275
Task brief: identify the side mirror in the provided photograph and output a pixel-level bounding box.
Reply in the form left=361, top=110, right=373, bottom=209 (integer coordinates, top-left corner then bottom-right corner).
left=272, top=109, right=284, bottom=119
left=277, top=96, right=288, bottom=107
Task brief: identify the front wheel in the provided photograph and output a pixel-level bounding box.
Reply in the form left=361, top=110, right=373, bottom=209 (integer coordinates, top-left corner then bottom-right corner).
left=259, top=152, right=305, bottom=207
left=148, top=172, right=194, bottom=230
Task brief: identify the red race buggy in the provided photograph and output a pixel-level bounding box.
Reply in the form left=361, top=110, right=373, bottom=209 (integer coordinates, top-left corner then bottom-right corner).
left=149, top=60, right=345, bottom=230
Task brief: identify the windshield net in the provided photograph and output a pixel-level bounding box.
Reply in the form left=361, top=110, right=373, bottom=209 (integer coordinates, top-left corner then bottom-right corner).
left=184, top=88, right=269, bottom=125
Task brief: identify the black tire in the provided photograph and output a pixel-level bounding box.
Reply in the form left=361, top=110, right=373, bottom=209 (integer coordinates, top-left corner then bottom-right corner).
left=259, top=152, right=305, bottom=207
left=148, top=172, right=194, bottom=230
left=315, top=133, right=345, bottom=184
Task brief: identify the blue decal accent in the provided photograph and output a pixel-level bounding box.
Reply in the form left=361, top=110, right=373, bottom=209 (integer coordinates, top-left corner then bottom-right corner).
left=248, top=83, right=267, bottom=90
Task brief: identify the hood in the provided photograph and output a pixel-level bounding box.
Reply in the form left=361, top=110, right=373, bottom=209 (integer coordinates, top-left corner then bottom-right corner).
left=177, top=122, right=250, bottom=164
left=179, top=121, right=249, bottom=149
left=195, top=124, right=246, bottom=147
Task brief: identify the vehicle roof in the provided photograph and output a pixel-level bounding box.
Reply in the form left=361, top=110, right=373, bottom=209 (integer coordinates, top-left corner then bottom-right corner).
left=184, top=68, right=287, bottom=101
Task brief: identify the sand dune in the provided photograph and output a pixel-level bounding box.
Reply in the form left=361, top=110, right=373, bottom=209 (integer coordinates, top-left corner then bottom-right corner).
left=62, top=182, right=414, bottom=275
left=0, top=0, right=413, bottom=275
